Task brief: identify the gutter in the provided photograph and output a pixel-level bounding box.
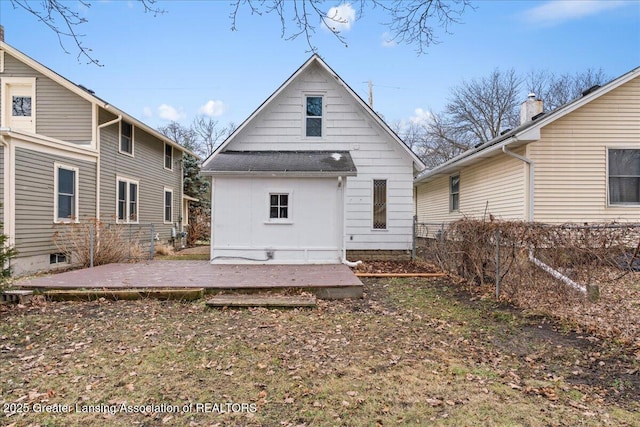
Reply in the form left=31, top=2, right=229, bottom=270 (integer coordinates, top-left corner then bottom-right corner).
left=96, top=115, right=123, bottom=219
left=338, top=176, right=362, bottom=268
left=501, top=141, right=535, bottom=221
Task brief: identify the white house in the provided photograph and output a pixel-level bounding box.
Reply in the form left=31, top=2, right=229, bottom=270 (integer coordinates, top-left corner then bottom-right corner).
left=201, top=55, right=424, bottom=264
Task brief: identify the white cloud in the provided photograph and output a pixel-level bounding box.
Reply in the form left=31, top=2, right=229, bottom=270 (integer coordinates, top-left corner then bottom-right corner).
left=199, top=100, right=226, bottom=117
left=409, top=108, right=433, bottom=125
left=142, top=107, right=153, bottom=118
left=381, top=32, right=396, bottom=48
left=324, top=3, right=356, bottom=32
left=158, top=104, right=186, bottom=121
left=523, top=1, right=627, bottom=26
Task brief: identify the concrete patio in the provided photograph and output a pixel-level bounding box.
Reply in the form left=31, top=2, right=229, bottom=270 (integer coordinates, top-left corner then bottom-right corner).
left=14, top=261, right=363, bottom=299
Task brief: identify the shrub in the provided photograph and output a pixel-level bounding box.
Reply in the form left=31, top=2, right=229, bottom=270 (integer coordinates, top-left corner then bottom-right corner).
left=53, top=218, right=148, bottom=267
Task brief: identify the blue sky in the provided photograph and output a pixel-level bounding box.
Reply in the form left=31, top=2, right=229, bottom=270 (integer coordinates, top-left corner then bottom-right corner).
left=1, top=0, right=639, bottom=130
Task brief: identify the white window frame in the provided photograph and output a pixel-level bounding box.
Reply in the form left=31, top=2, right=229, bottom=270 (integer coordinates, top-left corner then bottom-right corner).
left=53, top=162, right=79, bottom=223
left=0, top=51, right=5, bottom=73
left=450, top=173, right=460, bottom=212
left=1, top=77, right=37, bottom=132
left=164, top=187, right=174, bottom=224
left=119, top=121, right=134, bottom=157
left=607, top=147, right=640, bottom=207
left=116, top=176, right=139, bottom=224
left=164, top=143, right=173, bottom=171
left=304, top=94, right=324, bottom=138
left=265, top=190, right=293, bottom=224
left=372, top=179, right=388, bottom=231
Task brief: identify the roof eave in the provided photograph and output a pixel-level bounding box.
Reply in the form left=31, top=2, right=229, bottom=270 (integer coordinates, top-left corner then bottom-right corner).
left=202, top=170, right=357, bottom=178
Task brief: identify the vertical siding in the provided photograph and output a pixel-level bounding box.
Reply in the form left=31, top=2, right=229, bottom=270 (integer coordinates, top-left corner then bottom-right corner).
left=14, top=147, right=96, bottom=257
left=228, top=63, right=415, bottom=250
left=416, top=150, right=527, bottom=223
left=98, top=110, right=183, bottom=241
left=530, top=76, right=640, bottom=223
left=1, top=51, right=93, bottom=143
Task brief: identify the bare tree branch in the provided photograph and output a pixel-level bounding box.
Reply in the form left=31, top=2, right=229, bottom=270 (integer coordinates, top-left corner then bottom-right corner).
left=9, top=0, right=165, bottom=66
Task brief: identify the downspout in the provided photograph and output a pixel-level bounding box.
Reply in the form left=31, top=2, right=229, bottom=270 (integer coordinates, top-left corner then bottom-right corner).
left=501, top=139, right=535, bottom=221
left=0, top=133, right=14, bottom=273
left=96, top=114, right=122, bottom=219
left=339, top=176, right=362, bottom=267
left=502, top=140, right=585, bottom=294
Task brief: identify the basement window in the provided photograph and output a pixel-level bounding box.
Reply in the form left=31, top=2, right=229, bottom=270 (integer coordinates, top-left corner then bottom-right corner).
left=50, top=253, right=69, bottom=264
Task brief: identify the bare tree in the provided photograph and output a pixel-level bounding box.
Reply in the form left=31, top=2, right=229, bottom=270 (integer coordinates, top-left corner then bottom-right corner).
left=157, top=121, right=198, bottom=152
left=11, top=0, right=472, bottom=64
left=525, top=68, right=610, bottom=111
left=192, top=116, right=236, bottom=158
left=445, top=68, right=522, bottom=143
left=9, top=0, right=164, bottom=66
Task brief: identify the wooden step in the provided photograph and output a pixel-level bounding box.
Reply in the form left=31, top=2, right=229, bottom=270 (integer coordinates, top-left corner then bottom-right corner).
left=44, top=288, right=204, bottom=301
left=207, top=294, right=317, bottom=308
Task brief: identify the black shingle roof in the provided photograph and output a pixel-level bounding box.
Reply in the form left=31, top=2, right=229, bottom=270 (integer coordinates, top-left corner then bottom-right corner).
left=203, top=151, right=357, bottom=175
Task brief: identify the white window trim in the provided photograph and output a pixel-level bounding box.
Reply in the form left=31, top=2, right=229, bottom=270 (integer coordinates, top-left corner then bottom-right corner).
left=265, top=190, right=293, bottom=224
left=116, top=176, right=140, bottom=224
left=164, top=143, right=173, bottom=171
left=606, top=146, right=640, bottom=208
left=164, top=187, right=174, bottom=224
left=1, top=77, right=37, bottom=131
left=371, top=178, right=388, bottom=231
left=53, top=162, right=80, bottom=223
left=0, top=51, right=4, bottom=73
left=119, top=121, right=135, bottom=157
left=303, top=93, right=325, bottom=139
left=449, top=173, right=460, bottom=212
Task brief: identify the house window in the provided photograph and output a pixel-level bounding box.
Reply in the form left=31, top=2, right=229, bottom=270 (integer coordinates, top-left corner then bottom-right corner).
left=50, top=253, right=69, bottom=264
left=55, top=163, right=78, bottom=222
left=305, top=96, right=323, bottom=137
left=450, top=174, right=460, bottom=211
left=164, top=143, right=173, bottom=170
left=117, top=178, right=138, bottom=223
left=12, top=96, right=32, bottom=117
left=164, top=188, right=173, bottom=223
left=120, top=122, right=133, bottom=155
left=609, top=149, right=640, bottom=205
left=269, top=194, right=289, bottom=219
left=373, top=179, right=387, bottom=229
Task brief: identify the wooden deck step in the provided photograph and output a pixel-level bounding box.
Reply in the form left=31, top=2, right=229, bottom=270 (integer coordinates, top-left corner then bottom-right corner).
left=207, top=294, right=317, bottom=308
left=44, top=288, right=204, bottom=301
left=1, top=290, right=34, bottom=304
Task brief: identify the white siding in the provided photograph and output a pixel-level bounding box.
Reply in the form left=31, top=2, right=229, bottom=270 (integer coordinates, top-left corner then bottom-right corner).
left=211, top=177, right=343, bottom=263
left=227, top=63, right=415, bottom=250
left=530, top=76, right=640, bottom=223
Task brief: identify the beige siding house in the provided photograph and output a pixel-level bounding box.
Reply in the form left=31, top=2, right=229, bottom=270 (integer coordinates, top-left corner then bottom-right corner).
left=415, top=67, right=640, bottom=225
left=0, top=38, right=196, bottom=276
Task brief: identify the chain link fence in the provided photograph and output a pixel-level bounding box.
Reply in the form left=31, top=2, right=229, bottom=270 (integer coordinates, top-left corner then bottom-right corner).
left=53, top=220, right=156, bottom=268
left=414, top=218, right=640, bottom=344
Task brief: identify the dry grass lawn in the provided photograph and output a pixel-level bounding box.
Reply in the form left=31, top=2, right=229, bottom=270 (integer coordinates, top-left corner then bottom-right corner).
left=1, top=278, right=639, bottom=426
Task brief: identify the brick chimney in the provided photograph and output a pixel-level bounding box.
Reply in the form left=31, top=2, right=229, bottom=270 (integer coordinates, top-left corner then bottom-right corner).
left=520, top=93, right=543, bottom=125
left=0, top=25, right=4, bottom=42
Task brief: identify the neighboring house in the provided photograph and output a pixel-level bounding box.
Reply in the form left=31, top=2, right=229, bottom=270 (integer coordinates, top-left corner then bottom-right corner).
left=201, top=55, right=424, bottom=264
left=0, top=36, right=197, bottom=276
left=415, top=66, right=640, bottom=225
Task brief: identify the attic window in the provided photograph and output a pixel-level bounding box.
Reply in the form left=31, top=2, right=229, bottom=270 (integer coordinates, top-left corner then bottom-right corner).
left=305, top=96, right=323, bottom=137
left=120, top=122, right=133, bottom=155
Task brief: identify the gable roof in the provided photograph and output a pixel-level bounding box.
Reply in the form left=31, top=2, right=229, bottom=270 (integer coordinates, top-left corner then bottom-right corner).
left=201, top=54, right=425, bottom=172
left=0, top=41, right=198, bottom=159
left=415, top=65, right=640, bottom=184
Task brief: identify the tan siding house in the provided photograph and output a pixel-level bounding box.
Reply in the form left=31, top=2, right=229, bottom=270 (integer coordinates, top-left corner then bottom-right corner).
left=0, top=39, right=197, bottom=276
left=415, top=67, right=640, bottom=225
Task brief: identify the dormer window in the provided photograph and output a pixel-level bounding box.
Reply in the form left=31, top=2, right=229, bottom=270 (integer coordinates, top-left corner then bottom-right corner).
left=305, top=96, right=323, bottom=137
left=120, top=121, right=134, bottom=155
